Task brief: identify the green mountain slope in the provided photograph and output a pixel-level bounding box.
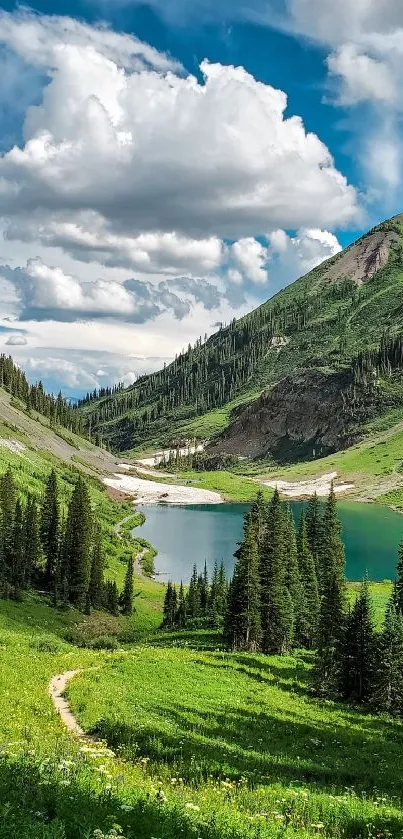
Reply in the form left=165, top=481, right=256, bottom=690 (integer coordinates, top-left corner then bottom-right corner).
left=80, top=213, right=403, bottom=455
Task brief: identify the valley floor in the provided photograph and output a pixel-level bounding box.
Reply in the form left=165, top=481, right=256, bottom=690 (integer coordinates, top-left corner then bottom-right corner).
left=0, top=589, right=401, bottom=839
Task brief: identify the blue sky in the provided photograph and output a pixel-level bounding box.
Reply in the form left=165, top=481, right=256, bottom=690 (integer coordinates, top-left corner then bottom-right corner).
left=0, top=0, right=402, bottom=394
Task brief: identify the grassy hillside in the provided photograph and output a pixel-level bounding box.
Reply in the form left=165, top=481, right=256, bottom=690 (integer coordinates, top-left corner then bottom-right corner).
left=79, top=214, right=403, bottom=453
left=1, top=594, right=402, bottom=839
left=0, top=387, right=164, bottom=628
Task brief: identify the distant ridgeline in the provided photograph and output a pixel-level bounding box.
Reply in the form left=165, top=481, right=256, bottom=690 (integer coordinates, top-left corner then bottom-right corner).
left=76, top=215, right=403, bottom=453
left=0, top=354, right=85, bottom=437
left=0, top=465, right=134, bottom=620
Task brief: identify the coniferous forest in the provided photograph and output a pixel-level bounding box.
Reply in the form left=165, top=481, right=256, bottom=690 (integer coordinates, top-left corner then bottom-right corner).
left=163, top=487, right=403, bottom=717
left=0, top=466, right=133, bottom=617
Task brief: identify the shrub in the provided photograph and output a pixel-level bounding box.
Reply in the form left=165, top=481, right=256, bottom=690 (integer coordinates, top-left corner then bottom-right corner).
left=30, top=635, right=63, bottom=653
left=88, top=635, right=119, bottom=651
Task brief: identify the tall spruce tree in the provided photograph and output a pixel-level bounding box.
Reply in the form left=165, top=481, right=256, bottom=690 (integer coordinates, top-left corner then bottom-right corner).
left=260, top=489, right=293, bottom=654
left=105, top=580, right=119, bottom=616
left=176, top=581, right=187, bottom=628
left=11, top=499, right=24, bottom=592
left=339, top=578, right=375, bottom=702
left=88, top=526, right=104, bottom=609
left=250, top=490, right=267, bottom=551
left=371, top=600, right=403, bottom=715
left=296, top=513, right=319, bottom=649
left=23, top=498, right=42, bottom=589
left=187, top=564, right=201, bottom=618
left=41, top=469, right=60, bottom=589
left=225, top=513, right=261, bottom=651
left=313, top=485, right=347, bottom=695
left=63, top=477, right=93, bottom=610
left=162, top=581, right=178, bottom=628
left=121, top=555, right=134, bottom=616
left=0, top=467, right=16, bottom=578
left=305, top=492, right=323, bottom=584
left=395, top=537, right=403, bottom=615
left=283, top=503, right=302, bottom=646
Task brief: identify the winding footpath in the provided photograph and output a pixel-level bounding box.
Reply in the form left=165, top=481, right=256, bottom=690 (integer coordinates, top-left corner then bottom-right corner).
left=48, top=670, right=89, bottom=739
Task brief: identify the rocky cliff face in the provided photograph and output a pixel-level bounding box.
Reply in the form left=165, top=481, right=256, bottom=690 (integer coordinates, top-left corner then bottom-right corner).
left=217, top=369, right=366, bottom=461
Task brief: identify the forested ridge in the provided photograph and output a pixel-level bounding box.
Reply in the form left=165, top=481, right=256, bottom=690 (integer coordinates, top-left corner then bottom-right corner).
left=0, top=354, right=85, bottom=436
left=78, top=215, right=403, bottom=452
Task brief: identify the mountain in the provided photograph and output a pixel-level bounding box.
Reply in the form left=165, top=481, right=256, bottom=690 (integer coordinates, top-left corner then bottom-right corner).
left=80, top=213, right=403, bottom=458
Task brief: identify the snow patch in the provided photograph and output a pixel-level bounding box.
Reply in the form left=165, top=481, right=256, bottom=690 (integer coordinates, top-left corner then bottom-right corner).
left=263, top=471, right=354, bottom=498
left=103, top=473, right=222, bottom=505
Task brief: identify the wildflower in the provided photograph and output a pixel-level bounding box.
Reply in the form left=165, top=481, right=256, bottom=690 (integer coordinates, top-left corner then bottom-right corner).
left=185, top=803, right=200, bottom=811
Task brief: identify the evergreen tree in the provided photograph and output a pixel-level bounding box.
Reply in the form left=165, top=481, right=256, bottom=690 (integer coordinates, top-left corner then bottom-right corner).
left=88, top=527, right=104, bottom=609
left=23, top=498, right=42, bottom=589
left=187, top=564, right=201, bottom=618
left=395, top=536, right=403, bottom=615
left=63, top=477, right=93, bottom=610
left=250, top=491, right=267, bottom=550
left=283, top=503, right=302, bottom=645
left=105, top=580, right=119, bottom=616
left=216, top=561, right=228, bottom=617
left=339, top=578, right=375, bottom=702
left=296, top=513, right=319, bottom=649
left=121, top=555, right=134, bottom=616
left=41, top=470, right=60, bottom=589
left=11, top=499, right=24, bottom=592
left=313, top=486, right=347, bottom=695
left=175, top=581, right=187, bottom=628
left=305, top=493, right=323, bottom=583
left=162, top=581, right=178, bottom=628
left=0, top=467, right=16, bottom=577
left=200, top=561, right=209, bottom=616
left=371, top=600, right=403, bottom=715
left=260, top=489, right=293, bottom=654
left=225, top=513, right=261, bottom=651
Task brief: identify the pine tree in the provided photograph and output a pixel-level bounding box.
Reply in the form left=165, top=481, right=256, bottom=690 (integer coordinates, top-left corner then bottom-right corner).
left=250, top=491, right=267, bottom=550
left=296, top=513, right=319, bottom=649
left=200, top=561, right=209, bottom=617
left=176, top=581, right=187, bottom=628
left=11, top=499, right=24, bottom=593
left=162, top=581, right=178, bottom=628
left=88, top=527, right=104, bottom=609
left=121, top=555, right=134, bottom=616
left=395, top=536, right=403, bottom=615
left=260, top=489, right=293, bottom=654
left=339, top=578, right=375, bottom=702
left=305, top=493, right=323, bottom=583
left=371, top=600, right=403, bottom=715
left=225, top=513, right=261, bottom=651
left=23, top=498, right=42, bottom=589
left=105, top=580, right=119, bottom=616
left=41, top=469, right=60, bottom=589
left=63, top=477, right=93, bottom=610
left=313, top=486, right=347, bottom=695
left=187, top=564, right=201, bottom=618
left=0, top=467, right=16, bottom=578
left=283, top=503, right=302, bottom=646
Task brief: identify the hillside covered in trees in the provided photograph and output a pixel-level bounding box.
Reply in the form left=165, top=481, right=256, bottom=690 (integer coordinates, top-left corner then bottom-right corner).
left=78, top=214, right=403, bottom=455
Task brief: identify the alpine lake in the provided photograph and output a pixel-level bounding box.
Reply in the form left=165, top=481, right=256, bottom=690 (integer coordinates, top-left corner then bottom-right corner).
left=137, top=501, right=403, bottom=584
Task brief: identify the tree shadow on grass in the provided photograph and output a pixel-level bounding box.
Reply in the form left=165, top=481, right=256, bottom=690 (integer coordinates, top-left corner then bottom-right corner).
left=93, top=694, right=403, bottom=801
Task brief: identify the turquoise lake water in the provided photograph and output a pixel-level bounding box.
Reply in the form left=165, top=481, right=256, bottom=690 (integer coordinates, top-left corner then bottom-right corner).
left=137, top=501, right=403, bottom=583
